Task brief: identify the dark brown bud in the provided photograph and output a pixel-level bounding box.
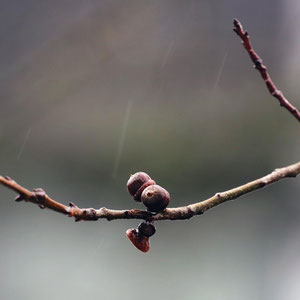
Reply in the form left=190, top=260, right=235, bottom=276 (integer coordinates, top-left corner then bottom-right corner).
left=126, top=172, right=155, bottom=202
left=141, top=185, right=170, bottom=212
left=126, top=228, right=150, bottom=253
left=138, top=221, right=156, bottom=238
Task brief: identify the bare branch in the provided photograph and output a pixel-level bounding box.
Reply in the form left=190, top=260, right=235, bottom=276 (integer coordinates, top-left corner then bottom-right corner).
left=0, top=19, right=299, bottom=254
left=1, top=161, right=299, bottom=222
left=233, top=19, right=300, bottom=122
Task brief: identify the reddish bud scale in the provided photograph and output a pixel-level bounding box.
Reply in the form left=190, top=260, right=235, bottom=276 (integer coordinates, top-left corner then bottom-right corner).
left=126, top=228, right=150, bottom=253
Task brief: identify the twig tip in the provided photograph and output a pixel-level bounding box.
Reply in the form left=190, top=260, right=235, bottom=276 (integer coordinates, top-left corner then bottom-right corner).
left=15, top=195, right=24, bottom=202
left=233, top=18, right=239, bottom=25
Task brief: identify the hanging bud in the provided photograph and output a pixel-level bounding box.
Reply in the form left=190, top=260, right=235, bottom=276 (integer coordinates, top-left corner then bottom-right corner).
left=126, top=228, right=150, bottom=253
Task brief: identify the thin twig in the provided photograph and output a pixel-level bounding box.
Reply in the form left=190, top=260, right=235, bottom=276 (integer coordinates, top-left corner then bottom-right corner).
left=233, top=19, right=300, bottom=122
left=1, top=161, right=299, bottom=222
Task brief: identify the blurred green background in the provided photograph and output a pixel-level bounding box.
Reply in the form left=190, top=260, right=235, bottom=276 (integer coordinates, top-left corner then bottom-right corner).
left=0, top=0, right=300, bottom=299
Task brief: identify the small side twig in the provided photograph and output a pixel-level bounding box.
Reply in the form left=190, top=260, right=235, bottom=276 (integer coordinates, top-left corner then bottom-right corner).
left=233, top=19, right=300, bottom=122
left=1, top=161, right=299, bottom=222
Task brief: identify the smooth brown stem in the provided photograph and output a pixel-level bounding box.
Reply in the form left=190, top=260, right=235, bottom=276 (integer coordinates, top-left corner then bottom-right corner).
left=233, top=19, right=300, bottom=122
left=1, top=161, right=299, bottom=222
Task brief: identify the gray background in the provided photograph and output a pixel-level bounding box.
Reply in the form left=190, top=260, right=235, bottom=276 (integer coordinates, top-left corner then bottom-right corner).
left=0, top=0, right=300, bottom=299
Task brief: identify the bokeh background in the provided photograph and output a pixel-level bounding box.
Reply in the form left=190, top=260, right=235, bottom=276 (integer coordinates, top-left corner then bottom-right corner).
left=0, top=0, right=299, bottom=299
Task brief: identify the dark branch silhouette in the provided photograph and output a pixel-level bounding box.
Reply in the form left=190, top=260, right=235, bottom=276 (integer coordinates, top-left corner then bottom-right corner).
left=233, top=19, right=300, bottom=122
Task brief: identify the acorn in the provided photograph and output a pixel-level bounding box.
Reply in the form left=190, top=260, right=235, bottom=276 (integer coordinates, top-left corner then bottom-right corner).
left=126, top=172, right=155, bottom=202
left=141, top=185, right=170, bottom=213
